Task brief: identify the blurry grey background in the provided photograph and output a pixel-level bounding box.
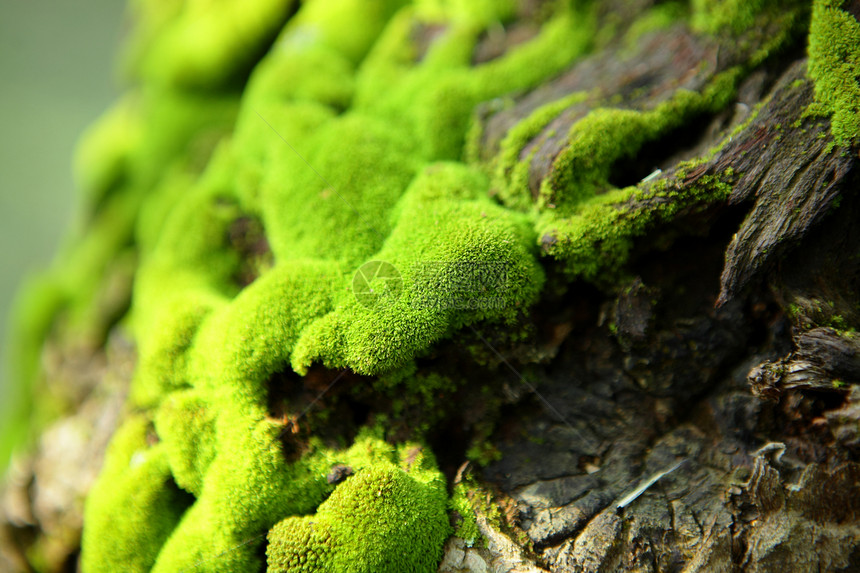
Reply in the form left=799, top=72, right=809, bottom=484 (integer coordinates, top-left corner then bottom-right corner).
left=0, top=1, right=125, bottom=447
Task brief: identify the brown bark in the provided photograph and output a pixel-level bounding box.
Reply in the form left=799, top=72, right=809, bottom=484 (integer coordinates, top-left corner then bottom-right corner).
left=439, top=7, right=860, bottom=573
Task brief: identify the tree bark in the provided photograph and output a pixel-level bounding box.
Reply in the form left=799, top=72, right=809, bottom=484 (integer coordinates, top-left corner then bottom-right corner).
left=439, top=4, right=860, bottom=571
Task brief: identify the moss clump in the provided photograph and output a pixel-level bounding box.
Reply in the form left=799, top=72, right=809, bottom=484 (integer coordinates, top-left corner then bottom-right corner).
left=267, top=440, right=449, bottom=572
left=691, top=0, right=772, bottom=35
left=690, top=0, right=806, bottom=39
left=808, top=0, right=860, bottom=146
left=122, top=0, right=297, bottom=88
left=153, top=390, right=218, bottom=497
left=80, top=416, right=192, bottom=573
left=288, top=162, right=545, bottom=375
left=48, top=1, right=600, bottom=570
left=492, top=91, right=591, bottom=211
left=538, top=78, right=738, bottom=211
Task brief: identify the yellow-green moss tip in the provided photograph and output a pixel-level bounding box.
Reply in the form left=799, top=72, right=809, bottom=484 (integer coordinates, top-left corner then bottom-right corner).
left=808, top=0, right=860, bottom=146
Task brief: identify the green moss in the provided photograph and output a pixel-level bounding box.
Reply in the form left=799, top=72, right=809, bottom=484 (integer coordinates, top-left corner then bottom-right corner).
left=81, top=416, right=192, bottom=573
left=539, top=168, right=735, bottom=282
left=449, top=480, right=481, bottom=545
left=466, top=440, right=504, bottom=466
left=6, top=83, right=242, bottom=432
left=353, top=4, right=596, bottom=161
left=267, top=437, right=449, bottom=572
left=808, top=0, right=860, bottom=146
left=691, top=0, right=777, bottom=35
left=122, top=0, right=297, bottom=88
left=494, top=67, right=741, bottom=280
left=493, top=91, right=591, bottom=211
left=450, top=474, right=509, bottom=542
left=479, top=0, right=799, bottom=282
left=786, top=303, right=802, bottom=320
left=288, top=162, right=545, bottom=375
left=61, top=3, right=604, bottom=567
left=141, top=427, right=411, bottom=572
left=1, top=277, right=66, bottom=471
left=153, top=390, right=218, bottom=496
left=414, top=0, right=518, bottom=25
left=782, top=296, right=857, bottom=330
left=372, top=367, right=461, bottom=434
left=74, top=97, right=142, bottom=207
left=541, top=70, right=739, bottom=213
left=12, top=0, right=822, bottom=568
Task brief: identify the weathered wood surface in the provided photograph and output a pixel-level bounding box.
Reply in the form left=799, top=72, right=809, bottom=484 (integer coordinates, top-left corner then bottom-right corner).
left=439, top=8, right=860, bottom=573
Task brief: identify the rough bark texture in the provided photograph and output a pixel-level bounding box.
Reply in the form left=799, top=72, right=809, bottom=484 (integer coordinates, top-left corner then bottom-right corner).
left=445, top=9, right=860, bottom=572
left=453, top=18, right=860, bottom=573
left=2, top=1, right=860, bottom=572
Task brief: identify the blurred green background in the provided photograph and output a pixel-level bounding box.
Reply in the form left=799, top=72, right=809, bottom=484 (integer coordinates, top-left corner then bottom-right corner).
left=0, top=0, right=125, bottom=469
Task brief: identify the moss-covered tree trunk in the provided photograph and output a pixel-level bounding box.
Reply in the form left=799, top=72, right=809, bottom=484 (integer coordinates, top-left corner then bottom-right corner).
left=2, top=1, right=859, bottom=572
